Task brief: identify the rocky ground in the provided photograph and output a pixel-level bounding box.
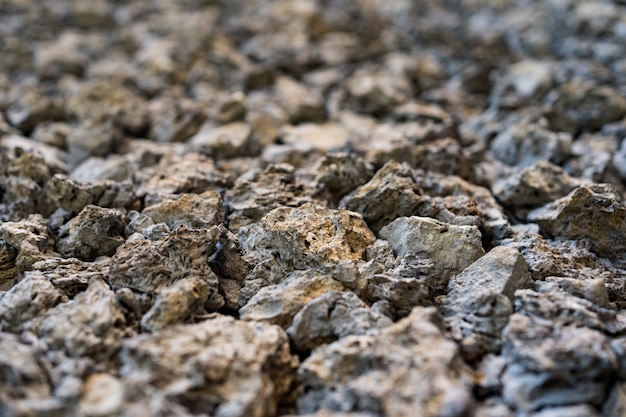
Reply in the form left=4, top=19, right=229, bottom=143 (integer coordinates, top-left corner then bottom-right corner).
left=2, top=0, right=626, bottom=416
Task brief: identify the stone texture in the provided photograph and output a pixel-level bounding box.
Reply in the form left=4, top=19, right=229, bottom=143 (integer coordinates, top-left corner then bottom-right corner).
left=119, top=315, right=298, bottom=417
left=298, top=307, right=474, bottom=416
left=379, top=216, right=485, bottom=291
left=142, top=191, right=225, bottom=231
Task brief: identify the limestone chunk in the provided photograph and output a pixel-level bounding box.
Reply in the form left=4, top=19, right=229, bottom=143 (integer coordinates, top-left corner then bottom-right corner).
left=189, top=122, right=257, bottom=159
left=38, top=278, right=126, bottom=359
left=0, top=214, right=55, bottom=273
left=109, top=226, right=221, bottom=298
left=55, top=205, right=126, bottom=261
left=298, top=307, right=474, bottom=416
left=142, top=191, right=225, bottom=231
left=240, top=270, right=345, bottom=328
left=0, top=271, right=67, bottom=333
left=528, top=184, right=626, bottom=260
left=287, top=290, right=392, bottom=351
left=119, top=316, right=298, bottom=417
left=379, top=216, right=485, bottom=291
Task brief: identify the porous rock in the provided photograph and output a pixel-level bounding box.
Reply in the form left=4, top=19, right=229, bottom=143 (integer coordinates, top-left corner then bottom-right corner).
left=37, top=278, right=126, bottom=360
left=528, top=184, right=626, bottom=260
left=287, top=290, right=393, bottom=352
left=298, top=306, right=474, bottom=416
left=49, top=173, right=137, bottom=214
left=240, top=270, right=345, bottom=328
left=55, top=205, right=126, bottom=261
left=0, top=214, right=55, bottom=273
left=142, top=191, right=225, bottom=231
left=0, top=271, right=67, bottom=333
left=119, top=315, right=298, bottom=417
left=109, top=227, right=221, bottom=302
left=189, top=122, right=257, bottom=159
left=441, top=246, right=533, bottom=360
left=379, top=216, right=484, bottom=291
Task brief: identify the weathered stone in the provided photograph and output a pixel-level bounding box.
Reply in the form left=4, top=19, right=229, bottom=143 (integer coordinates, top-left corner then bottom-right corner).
left=109, top=226, right=221, bottom=297
left=310, top=152, right=372, bottom=205
left=38, top=278, right=126, bottom=359
left=189, top=122, right=257, bottom=159
left=30, top=256, right=110, bottom=299
left=379, top=216, right=484, bottom=290
left=142, top=191, right=224, bottom=231
left=148, top=97, right=207, bottom=143
left=287, top=290, right=392, bottom=351
left=279, top=122, right=351, bottom=152
left=119, top=316, right=298, bottom=417
left=225, top=163, right=318, bottom=231
left=66, top=117, right=122, bottom=165
left=298, top=307, right=474, bottom=416
left=0, top=214, right=55, bottom=273
left=528, top=184, right=626, bottom=260
left=240, top=270, right=345, bottom=328
left=493, top=160, right=581, bottom=220
left=78, top=373, right=125, bottom=417
left=276, top=75, right=326, bottom=124
left=141, top=277, right=216, bottom=332
left=501, top=313, right=617, bottom=411
left=441, top=246, right=532, bottom=360
left=238, top=204, right=375, bottom=291
left=0, top=240, right=18, bottom=290
left=0, top=271, right=67, bottom=333
left=55, top=205, right=126, bottom=261
left=5, top=86, right=65, bottom=134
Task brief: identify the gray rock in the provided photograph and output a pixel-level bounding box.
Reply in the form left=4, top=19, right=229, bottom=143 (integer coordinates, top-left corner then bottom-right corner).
left=109, top=227, right=222, bottom=300
left=298, top=307, right=474, bottom=416
left=0, top=240, right=18, bottom=290
left=5, top=86, right=65, bottom=134
left=148, top=97, right=207, bottom=143
left=528, top=184, right=626, bottom=260
left=379, top=216, right=485, bottom=291
left=501, top=313, right=617, bottom=411
left=142, top=191, right=224, bottom=231
left=0, top=214, right=55, bottom=273
left=275, top=75, right=326, bottom=124
left=189, top=122, right=256, bottom=159
left=441, top=246, right=532, bottom=360
left=55, top=205, right=126, bottom=261
left=0, top=271, right=67, bottom=333
left=119, top=315, right=298, bottom=417
left=287, top=290, right=392, bottom=351
left=240, top=271, right=346, bottom=328
left=141, top=277, right=217, bottom=332
left=38, top=278, right=126, bottom=359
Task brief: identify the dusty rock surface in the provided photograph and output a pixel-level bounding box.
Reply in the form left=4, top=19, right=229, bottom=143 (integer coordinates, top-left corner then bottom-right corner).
left=2, top=0, right=626, bottom=416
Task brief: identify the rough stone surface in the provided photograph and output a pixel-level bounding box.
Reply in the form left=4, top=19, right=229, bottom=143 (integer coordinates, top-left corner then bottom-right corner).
left=119, top=316, right=298, bottom=417
left=298, top=307, right=474, bottom=416
left=379, top=216, right=485, bottom=291
left=142, top=191, right=225, bottom=231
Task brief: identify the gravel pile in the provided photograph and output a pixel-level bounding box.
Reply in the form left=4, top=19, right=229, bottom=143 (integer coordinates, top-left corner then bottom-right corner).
left=2, top=0, right=626, bottom=416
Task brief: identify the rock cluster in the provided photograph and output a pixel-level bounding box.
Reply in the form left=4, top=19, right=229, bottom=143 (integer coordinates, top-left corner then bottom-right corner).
left=2, top=0, right=626, bottom=416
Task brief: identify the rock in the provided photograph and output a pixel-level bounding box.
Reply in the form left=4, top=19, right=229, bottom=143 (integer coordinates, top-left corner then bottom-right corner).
left=278, top=122, right=351, bottom=152
left=298, top=307, right=474, bottom=416
left=142, top=191, right=224, bottom=231
left=489, top=115, right=571, bottom=168
left=119, top=315, right=298, bottom=417
left=55, top=205, right=126, bottom=261
left=5, top=86, right=65, bottom=134
left=502, top=59, right=553, bottom=98
left=0, top=240, right=18, bottom=290
left=310, top=152, right=372, bottom=205
left=547, top=80, right=626, bottom=134
left=379, top=216, right=485, bottom=291
left=441, top=246, right=533, bottom=360
left=287, top=290, right=392, bottom=351
left=0, top=332, right=63, bottom=417
left=0, top=214, right=55, bottom=273
left=493, top=160, right=581, bottom=221
left=48, top=174, right=138, bottom=214
left=0, top=271, right=67, bottom=333
left=30, top=256, right=110, bottom=299
left=528, top=184, right=626, bottom=260
left=141, top=277, right=216, bottom=332
left=240, top=270, right=346, bottom=328
left=189, top=122, right=257, bottom=159
left=78, top=373, right=125, bottom=417
left=108, top=227, right=221, bottom=300
left=225, top=163, right=319, bottom=231
left=148, top=97, right=207, bottom=143
left=238, top=204, right=376, bottom=287
left=214, top=91, right=247, bottom=125
left=340, top=161, right=425, bottom=233
left=38, top=278, right=126, bottom=359
left=501, top=313, right=617, bottom=411
left=275, top=75, right=326, bottom=123
left=343, top=66, right=410, bottom=116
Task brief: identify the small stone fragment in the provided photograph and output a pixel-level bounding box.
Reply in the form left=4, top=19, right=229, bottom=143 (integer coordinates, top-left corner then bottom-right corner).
left=287, top=290, right=392, bottom=351
left=528, top=184, right=626, bottom=260
left=298, top=307, right=474, bottom=416
left=119, top=315, right=298, bottom=417
left=240, top=270, right=345, bottom=328
left=0, top=214, right=55, bottom=273
left=38, top=278, right=126, bottom=360
left=55, top=205, right=126, bottom=261
left=189, top=122, right=256, bottom=159
left=142, top=191, right=225, bottom=231
left=78, top=373, right=125, bottom=417
left=379, top=216, right=485, bottom=290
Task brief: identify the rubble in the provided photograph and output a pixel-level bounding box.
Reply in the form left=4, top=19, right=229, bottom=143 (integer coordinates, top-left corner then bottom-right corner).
left=3, top=0, right=626, bottom=415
